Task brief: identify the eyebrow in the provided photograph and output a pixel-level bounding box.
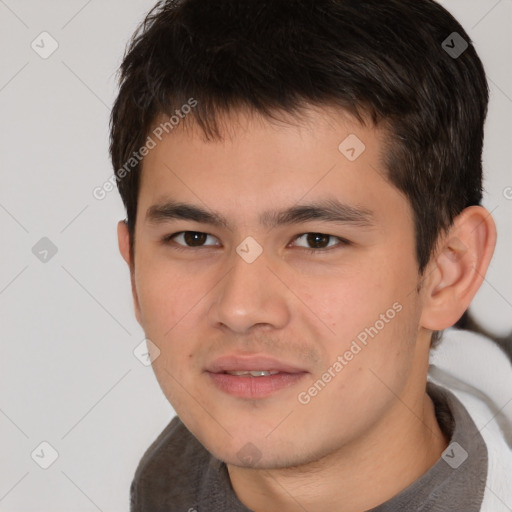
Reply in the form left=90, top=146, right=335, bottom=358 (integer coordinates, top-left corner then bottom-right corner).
left=146, top=198, right=375, bottom=230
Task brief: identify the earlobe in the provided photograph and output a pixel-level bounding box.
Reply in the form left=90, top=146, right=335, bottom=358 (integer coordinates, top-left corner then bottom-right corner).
left=420, top=206, right=497, bottom=331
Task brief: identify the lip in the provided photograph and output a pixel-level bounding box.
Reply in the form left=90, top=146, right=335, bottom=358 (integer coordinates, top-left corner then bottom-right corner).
left=206, top=354, right=308, bottom=399
left=206, top=354, right=306, bottom=374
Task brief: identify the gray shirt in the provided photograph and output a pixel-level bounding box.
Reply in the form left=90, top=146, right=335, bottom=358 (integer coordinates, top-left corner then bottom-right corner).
left=130, top=382, right=487, bottom=511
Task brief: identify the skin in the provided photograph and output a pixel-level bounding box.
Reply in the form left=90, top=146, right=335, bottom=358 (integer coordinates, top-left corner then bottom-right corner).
left=118, top=105, right=496, bottom=511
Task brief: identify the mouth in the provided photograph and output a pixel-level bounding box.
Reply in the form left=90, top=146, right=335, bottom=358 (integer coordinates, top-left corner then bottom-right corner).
left=205, top=355, right=308, bottom=399
left=223, top=370, right=281, bottom=377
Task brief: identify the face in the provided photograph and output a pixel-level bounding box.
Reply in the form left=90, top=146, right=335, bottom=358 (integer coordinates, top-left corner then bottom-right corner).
left=125, top=106, right=429, bottom=469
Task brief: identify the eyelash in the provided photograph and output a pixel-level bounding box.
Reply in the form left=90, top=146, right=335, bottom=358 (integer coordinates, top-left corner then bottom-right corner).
left=162, top=231, right=350, bottom=254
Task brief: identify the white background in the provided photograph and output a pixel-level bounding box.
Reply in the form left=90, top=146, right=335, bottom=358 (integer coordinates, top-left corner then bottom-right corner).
left=0, top=0, right=511, bottom=510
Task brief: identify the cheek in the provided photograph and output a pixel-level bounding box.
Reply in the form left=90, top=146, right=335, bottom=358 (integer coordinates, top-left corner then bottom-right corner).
left=296, top=265, right=403, bottom=338
left=298, top=297, right=421, bottom=430
left=298, top=257, right=421, bottom=374
left=134, top=271, right=172, bottom=332
left=133, top=258, right=210, bottom=376
left=134, top=266, right=197, bottom=398
left=133, top=255, right=202, bottom=331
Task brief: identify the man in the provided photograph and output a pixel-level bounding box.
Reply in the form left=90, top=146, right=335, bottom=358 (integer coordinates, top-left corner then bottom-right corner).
left=110, top=0, right=512, bottom=510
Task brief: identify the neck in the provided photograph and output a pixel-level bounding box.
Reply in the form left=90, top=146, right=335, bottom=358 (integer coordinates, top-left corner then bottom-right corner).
left=227, top=388, right=448, bottom=512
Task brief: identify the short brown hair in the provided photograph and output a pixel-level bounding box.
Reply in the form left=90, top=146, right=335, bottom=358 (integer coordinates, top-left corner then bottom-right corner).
left=110, top=0, right=488, bottom=276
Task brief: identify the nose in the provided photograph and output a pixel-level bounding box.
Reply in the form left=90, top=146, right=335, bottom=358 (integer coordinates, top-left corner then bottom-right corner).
left=207, top=248, right=291, bottom=334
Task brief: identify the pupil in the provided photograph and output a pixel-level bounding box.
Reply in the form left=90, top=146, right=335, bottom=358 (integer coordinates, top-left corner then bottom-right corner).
left=307, top=233, right=329, bottom=248
left=184, top=232, right=207, bottom=246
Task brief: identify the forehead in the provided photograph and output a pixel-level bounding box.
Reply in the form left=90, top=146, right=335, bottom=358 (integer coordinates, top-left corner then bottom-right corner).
left=137, top=105, right=406, bottom=226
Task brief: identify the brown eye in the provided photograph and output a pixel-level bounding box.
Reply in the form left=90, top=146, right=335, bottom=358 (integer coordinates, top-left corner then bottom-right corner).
left=168, top=231, right=220, bottom=248
left=306, top=233, right=331, bottom=248
left=293, top=233, right=345, bottom=250
left=183, top=232, right=207, bottom=246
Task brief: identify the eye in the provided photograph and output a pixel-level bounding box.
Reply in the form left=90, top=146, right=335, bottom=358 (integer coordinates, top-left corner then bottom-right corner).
left=163, top=231, right=348, bottom=252
left=291, top=233, right=349, bottom=251
left=164, top=231, right=220, bottom=248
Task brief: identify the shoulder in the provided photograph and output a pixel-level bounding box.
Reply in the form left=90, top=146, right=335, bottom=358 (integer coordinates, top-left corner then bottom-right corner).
left=130, top=415, right=211, bottom=512
left=429, top=328, right=512, bottom=511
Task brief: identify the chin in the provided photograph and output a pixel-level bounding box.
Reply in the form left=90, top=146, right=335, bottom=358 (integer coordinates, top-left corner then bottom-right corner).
left=200, top=429, right=304, bottom=469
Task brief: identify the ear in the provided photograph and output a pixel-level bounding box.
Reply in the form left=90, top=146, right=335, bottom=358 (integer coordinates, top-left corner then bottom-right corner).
left=419, top=206, right=497, bottom=331
left=117, top=220, right=142, bottom=325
